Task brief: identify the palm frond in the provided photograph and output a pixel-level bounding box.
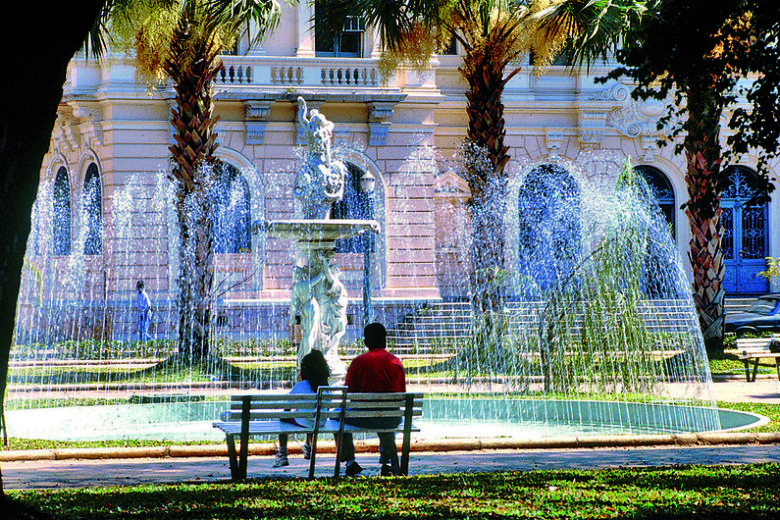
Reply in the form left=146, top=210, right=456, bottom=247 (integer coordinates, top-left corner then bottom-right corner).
left=204, top=0, right=283, bottom=49
left=532, top=0, right=645, bottom=68
left=316, top=0, right=439, bottom=51
left=82, top=0, right=125, bottom=59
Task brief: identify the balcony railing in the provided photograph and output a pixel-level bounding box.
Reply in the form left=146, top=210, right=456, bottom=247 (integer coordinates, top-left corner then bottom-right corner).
left=215, top=55, right=390, bottom=88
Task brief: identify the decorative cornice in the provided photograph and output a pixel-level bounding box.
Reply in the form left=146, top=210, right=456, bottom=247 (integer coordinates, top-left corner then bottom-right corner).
left=67, top=102, right=104, bottom=148
left=367, top=100, right=401, bottom=146
left=244, top=99, right=273, bottom=120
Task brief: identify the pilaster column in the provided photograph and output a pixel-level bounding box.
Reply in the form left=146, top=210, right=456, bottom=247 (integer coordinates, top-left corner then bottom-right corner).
left=296, top=3, right=315, bottom=57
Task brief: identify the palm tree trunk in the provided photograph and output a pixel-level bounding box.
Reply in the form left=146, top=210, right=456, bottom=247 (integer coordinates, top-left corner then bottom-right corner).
left=164, top=21, right=223, bottom=361
left=457, top=43, right=518, bottom=364
left=460, top=47, right=516, bottom=314
left=683, top=84, right=726, bottom=350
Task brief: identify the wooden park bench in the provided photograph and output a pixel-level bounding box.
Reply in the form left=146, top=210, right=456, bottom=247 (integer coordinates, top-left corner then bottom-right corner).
left=736, top=337, right=780, bottom=382
left=213, top=386, right=423, bottom=480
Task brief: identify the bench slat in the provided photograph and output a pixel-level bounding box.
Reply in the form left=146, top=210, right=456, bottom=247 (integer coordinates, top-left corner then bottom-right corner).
left=229, top=398, right=320, bottom=407
left=230, top=394, right=321, bottom=402
left=214, top=419, right=421, bottom=436
left=222, top=411, right=323, bottom=421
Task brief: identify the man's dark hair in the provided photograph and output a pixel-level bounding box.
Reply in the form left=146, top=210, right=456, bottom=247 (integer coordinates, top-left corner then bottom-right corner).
left=364, top=322, right=387, bottom=350
left=136, top=280, right=145, bottom=291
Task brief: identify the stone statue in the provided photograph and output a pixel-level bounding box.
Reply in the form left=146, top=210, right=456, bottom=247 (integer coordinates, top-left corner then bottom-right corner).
left=289, top=251, right=348, bottom=382
left=319, top=262, right=348, bottom=379
left=290, top=264, right=325, bottom=367
left=294, top=96, right=346, bottom=219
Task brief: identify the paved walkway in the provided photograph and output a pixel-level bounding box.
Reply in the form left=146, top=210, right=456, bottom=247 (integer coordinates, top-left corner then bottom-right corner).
left=4, top=445, right=780, bottom=490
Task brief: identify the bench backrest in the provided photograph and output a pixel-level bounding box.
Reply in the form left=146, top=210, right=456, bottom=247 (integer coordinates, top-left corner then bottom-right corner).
left=736, top=336, right=778, bottom=351
left=222, top=393, right=321, bottom=422
left=321, top=388, right=424, bottom=422
left=224, top=387, right=424, bottom=424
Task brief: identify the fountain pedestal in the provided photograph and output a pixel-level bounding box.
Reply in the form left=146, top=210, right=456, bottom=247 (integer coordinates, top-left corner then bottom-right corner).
left=258, top=218, right=380, bottom=383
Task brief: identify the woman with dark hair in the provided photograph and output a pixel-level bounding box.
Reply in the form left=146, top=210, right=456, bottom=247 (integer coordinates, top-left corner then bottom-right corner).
left=273, top=349, right=330, bottom=467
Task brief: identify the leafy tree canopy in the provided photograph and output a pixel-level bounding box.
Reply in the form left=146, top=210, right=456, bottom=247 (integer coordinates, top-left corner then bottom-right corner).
left=727, top=0, right=780, bottom=173
left=603, top=0, right=777, bottom=196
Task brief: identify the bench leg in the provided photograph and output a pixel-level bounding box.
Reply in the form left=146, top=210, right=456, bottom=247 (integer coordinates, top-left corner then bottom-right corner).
left=744, top=360, right=751, bottom=382
left=400, top=430, right=411, bottom=476
left=751, top=359, right=759, bottom=382
left=308, top=434, right=318, bottom=480
left=333, top=433, right=344, bottom=479
left=238, top=431, right=249, bottom=480
left=226, top=435, right=239, bottom=480
left=775, top=358, right=780, bottom=381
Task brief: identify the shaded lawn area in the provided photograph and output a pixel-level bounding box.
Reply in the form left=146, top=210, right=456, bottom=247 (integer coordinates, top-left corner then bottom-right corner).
left=6, top=464, right=780, bottom=519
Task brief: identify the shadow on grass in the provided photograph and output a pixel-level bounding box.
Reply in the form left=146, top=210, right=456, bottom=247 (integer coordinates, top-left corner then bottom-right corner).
left=10, top=465, right=780, bottom=520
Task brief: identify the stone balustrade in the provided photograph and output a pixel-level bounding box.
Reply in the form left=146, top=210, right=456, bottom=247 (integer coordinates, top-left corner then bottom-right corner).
left=215, top=56, right=390, bottom=88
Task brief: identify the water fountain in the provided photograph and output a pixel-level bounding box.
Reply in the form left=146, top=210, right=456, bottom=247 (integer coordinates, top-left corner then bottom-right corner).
left=3, top=102, right=765, bottom=443
left=254, top=97, right=380, bottom=382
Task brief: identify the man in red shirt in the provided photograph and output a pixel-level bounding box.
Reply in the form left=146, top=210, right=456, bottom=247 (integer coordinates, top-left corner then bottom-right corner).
left=340, top=322, right=405, bottom=476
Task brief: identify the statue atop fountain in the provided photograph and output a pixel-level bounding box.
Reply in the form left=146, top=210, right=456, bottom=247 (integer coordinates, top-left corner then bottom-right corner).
left=256, top=97, right=379, bottom=383
left=294, top=97, right=347, bottom=219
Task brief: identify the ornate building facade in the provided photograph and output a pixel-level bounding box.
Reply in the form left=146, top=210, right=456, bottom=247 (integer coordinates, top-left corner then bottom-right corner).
left=21, top=3, right=779, bottom=341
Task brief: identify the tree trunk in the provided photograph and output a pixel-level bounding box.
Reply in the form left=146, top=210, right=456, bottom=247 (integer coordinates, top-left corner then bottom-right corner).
left=683, top=84, right=726, bottom=351
left=0, top=0, right=106, bottom=496
left=460, top=46, right=516, bottom=315
left=456, top=41, right=517, bottom=367
left=164, top=21, right=223, bottom=362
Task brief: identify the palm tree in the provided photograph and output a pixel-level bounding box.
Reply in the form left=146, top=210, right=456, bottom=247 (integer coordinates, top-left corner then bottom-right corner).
left=319, top=0, right=644, bottom=324
left=92, top=0, right=282, bottom=361
left=605, top=0, right=757, bottom=350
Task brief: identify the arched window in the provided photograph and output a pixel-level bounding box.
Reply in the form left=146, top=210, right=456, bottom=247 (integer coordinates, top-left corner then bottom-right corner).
left=214, top=163, right=251, bottom=254
left=331, top=162, right=374, bottom=253
left=634, top=165, right=676, bottom=238
left=83, top=162, right=103, bottom=255
left=517, top=164, right=581, bottom=292
left=53, top=166, right=71, bottom=256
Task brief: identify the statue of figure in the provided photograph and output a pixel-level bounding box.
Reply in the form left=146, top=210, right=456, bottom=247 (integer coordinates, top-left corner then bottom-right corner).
left=300, top=252, right=347, bottom=382
left=299, top=98, right=334, bottom=159
left=321, top=263, right=348, bottom=375
left=290, top=264, right=325, bottom=367
left=294, top=96, right=346, bottom=219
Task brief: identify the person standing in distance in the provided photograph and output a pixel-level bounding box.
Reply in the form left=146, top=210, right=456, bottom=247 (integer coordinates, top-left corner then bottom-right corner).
left=340, top=322, right=406, bottom=477
left=136, top=280, right=152, bottom=342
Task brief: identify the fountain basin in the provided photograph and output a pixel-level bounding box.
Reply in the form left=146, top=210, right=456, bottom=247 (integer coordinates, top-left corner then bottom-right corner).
left=256, top=219, right=380, bottom=248
left=5, top=398, right=766, bottom=442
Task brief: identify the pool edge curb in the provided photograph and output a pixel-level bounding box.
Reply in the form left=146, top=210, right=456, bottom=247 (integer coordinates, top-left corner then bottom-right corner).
left=4, top=432, right=780, bottom=462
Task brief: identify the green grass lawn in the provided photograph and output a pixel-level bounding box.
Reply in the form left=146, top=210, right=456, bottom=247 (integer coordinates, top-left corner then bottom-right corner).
left=5, top=464, right=780, bottom=519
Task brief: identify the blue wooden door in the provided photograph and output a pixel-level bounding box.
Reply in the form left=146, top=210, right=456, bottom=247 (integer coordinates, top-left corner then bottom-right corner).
left=722, top=167, right=769, bottom=295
